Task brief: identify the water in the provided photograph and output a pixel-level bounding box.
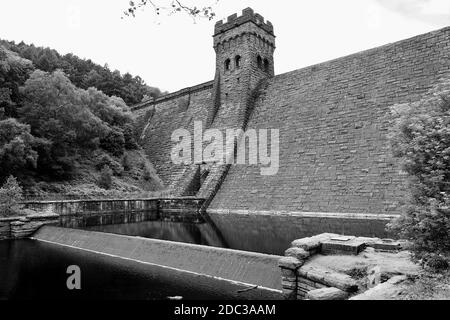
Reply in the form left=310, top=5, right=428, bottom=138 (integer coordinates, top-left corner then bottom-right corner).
left=0, top=216, right=290, bottom=299
left=84, top=220, right=228, bottom=249
left=0, top=239, right=279, bottom=300
left=83, top=219, right=295, bottom=256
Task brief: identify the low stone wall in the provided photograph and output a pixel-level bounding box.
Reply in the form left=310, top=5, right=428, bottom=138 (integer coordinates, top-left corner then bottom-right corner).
left=159, top=198, right=205, bottom=222
left=22, top=197, right=206, bottom=229
left=23, top=199, right=159, bottom=216
left=0, top=197, right=206, bottom=240
left=0, top=214, right=59, bottom=240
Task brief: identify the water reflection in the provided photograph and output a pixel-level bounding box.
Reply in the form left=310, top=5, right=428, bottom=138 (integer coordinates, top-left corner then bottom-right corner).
left=85, top=221, right=228, bottom=248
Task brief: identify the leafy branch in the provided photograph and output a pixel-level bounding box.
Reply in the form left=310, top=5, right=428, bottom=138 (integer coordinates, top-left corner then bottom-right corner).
left=123, top=0, right=219, bottom=20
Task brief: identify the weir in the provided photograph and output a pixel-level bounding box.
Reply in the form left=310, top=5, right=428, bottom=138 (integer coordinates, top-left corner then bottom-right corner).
left=32, top=226, right=283, bottom=293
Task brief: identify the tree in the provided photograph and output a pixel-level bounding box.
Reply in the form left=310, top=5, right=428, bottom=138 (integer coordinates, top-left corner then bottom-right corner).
left=18, top=70, right=124, bottom=177
left=98, top=165, right=113, bottom=190
left=100, top=128, right=126, bottom=156
left=1, top=39, right=163, bottom=106
left=388, top=83, right=450, bottom=260
left=0, top=45, right=34, bottom=118
left=0, top=175, right=23, bottom=217
left=122, top=153, right=132, bottom=171
left=123, top=123, right=139, bottom=149
left=143, top=163, right=153, bottom=181
left=0, top=118, right=41, bottom=180
left=123, top=0, right=219, bottom=20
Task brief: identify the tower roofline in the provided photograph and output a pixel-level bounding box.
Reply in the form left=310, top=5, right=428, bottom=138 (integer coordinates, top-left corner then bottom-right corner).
left=214, top=7, right=274, bottom=37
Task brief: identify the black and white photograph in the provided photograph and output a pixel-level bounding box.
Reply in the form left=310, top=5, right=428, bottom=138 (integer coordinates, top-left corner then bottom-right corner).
left=0, top=0, right=449, bottom=312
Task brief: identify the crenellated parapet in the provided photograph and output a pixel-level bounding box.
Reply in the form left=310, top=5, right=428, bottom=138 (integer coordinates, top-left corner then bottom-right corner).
left=214, top=7, right=274, bottom=35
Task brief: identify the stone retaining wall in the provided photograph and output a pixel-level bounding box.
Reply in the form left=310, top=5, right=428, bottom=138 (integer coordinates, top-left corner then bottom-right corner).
left=0, top=214, right=59, bottom=240
left=21, top=197, right=205, bottom=229
left=278, top=233, right=405, bottom=300
left=0, top=197, right=206, bottom=240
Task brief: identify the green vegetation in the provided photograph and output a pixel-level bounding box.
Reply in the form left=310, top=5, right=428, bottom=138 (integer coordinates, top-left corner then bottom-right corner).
left=0, top=39, right=163, bottom=105
left=388, top=84, right=450, bottom=264
left=0, top=45, right=164, bottom=197
left=0, top=175, right=23, bottom=217
left=98, top=166, right=113, bottom=190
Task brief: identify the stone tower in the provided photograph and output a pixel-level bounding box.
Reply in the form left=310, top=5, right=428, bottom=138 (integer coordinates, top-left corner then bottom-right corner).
left=207, top=7, right=276, bottom=129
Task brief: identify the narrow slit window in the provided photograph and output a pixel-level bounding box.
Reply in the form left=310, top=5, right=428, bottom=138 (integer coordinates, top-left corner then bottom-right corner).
left=257, top=55, right=262, bottom=69
left=264, top=58, right=270, bottom=72
left=235, top=55, right=241, bottom=69
left=225, top=59, right=231, bottom=71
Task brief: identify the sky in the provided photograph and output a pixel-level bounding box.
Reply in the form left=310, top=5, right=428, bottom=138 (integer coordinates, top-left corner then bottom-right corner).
left=0, top=0, right=449, bottom=93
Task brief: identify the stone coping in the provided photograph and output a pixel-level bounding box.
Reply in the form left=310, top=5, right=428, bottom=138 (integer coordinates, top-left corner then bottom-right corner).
left=0, top=214, right=59, bottom=222
left=207, top=209, right=400, bottom=221
left=131, top=80, right=214, bottom=111
left=22, top=197, right=206, bottom=205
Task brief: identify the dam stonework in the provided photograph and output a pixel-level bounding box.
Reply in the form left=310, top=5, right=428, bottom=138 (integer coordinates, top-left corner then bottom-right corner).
left=133, top=7, right=450, bottom=236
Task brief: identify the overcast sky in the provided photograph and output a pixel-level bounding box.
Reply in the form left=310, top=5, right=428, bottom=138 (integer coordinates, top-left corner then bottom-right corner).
left=1, top=0, right=449, bottom=93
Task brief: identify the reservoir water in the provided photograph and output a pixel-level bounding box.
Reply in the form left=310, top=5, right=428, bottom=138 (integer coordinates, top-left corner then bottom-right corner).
left=0, top=239, right=280, bottom=300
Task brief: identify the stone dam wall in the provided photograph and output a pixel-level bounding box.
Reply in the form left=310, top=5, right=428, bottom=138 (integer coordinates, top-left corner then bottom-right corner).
left=133, top=26, right=450, bottom=237
left=133, top=82, right=213, bottom=190
left=32, top=226, right=283, bottom=293
left=209, top=26, right=450, bottom=216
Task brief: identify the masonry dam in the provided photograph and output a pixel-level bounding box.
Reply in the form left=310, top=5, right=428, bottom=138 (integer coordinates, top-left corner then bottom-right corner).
left=2, top=8, right=450, bottom=299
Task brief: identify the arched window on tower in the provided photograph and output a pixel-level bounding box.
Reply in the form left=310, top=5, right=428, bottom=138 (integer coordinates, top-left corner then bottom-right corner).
left=264, top=58, right=270, bottom=72
left=224, top=58, right=231, bottom=71
left=235, top=55, right=241, bottom=69
left=257, top=55, right=263, bottom=69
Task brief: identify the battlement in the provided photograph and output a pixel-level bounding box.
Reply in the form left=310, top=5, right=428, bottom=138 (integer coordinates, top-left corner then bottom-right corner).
left=214, top=7, right=274, bottom=36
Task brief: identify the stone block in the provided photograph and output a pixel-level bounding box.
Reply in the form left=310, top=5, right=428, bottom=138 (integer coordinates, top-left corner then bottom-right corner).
left=299, top=265, right=359, bottom=292
left=282, top=288, right=297, bottom=300
left=369, top=239, right=402, bottom=251
left=291, top=238, right=321, bottom=251
left=306, top=287, right=349, bottom=300
left=278, top=257, right=303, bottom=270
left=285, top=247, right=311, bottom=260
left=281, top=268, right=296, bottom=278
left=282, top=280, right=297, bottom=290
left=297, top=281, right=316, bottom=292
left=321, top=237, right=366, bottom=255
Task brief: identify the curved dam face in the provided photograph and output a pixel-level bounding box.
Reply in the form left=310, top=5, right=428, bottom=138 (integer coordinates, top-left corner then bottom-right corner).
left=32, top=226, right=283, bottom=293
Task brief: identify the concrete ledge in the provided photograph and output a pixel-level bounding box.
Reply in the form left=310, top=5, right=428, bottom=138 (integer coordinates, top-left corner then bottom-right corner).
left=32, top=226, right=283, bottom=291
